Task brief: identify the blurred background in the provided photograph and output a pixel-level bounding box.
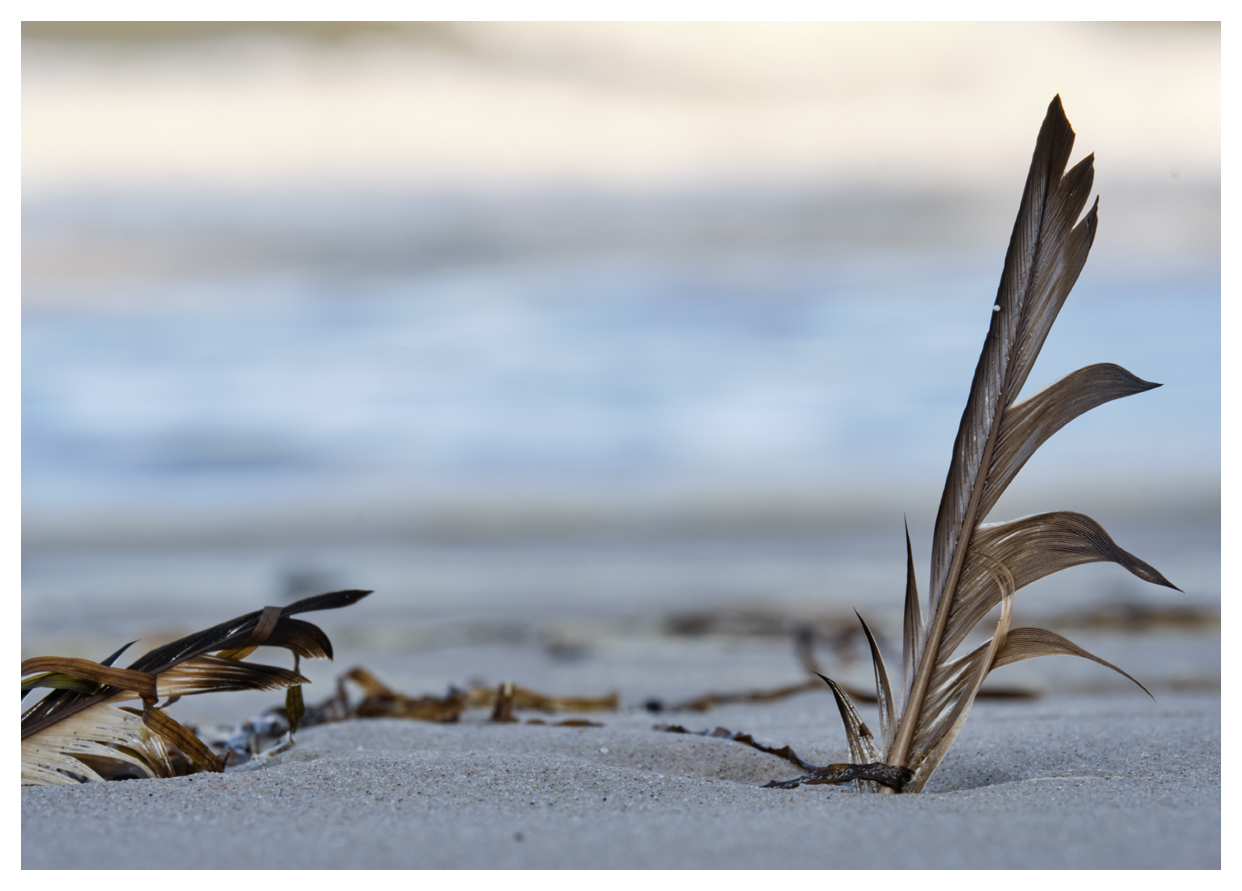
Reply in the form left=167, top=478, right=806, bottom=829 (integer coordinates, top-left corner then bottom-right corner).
left=22, top=23, right=1219, bottom=681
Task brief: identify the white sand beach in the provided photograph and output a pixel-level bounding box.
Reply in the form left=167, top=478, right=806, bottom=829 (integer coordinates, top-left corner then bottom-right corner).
left=21, top=619, right=1221, bottom=869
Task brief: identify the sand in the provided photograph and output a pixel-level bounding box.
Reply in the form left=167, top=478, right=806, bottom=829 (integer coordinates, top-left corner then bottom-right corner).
left=21, top=631, right=1220, bottom=869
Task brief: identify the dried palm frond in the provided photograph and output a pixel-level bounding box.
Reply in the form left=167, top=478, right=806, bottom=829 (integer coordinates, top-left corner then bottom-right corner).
left=21, top=589, right=370, bottom=785
left=817, top=96, right=1178, bottom=794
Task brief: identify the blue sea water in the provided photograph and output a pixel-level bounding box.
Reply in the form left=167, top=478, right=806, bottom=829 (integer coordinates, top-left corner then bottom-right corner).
left=22, top=253, right=1218, bottom=515
left=20, top=190, right=1221, bottom=641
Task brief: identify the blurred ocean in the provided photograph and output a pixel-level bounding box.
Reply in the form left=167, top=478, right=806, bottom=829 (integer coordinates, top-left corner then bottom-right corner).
left=20, top=188, right=1221, bottom=645
left=20, top=24, right=1220, bottom=656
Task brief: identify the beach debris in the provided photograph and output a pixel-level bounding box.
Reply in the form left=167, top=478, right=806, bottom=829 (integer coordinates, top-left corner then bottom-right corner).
left=655, top=723, right=911, bottom=791
left=657, top=723, right=822, bottom=771
left=21, top=589, right=370, bottom=785
left=333, top=667, right=469, bottom=723
left=313, top=667, right=618, bottom=723
left=183, top=667, right=615, bottom=759
left=658, top=625, right=1033, bottom=713
left=762, top=763, right=912, bottom=791
left=194, top=713, right=300, bottom=770
left=789, top=96, right=1177, bottom=794
left=240, top=666, right=616, bottom=733
left=1051, top=602, right=1219, bottom=632
left=467, top=681, right=618, bottom=715
left=670, top=679, right=825, bottom=712
left=665, top=627, right=859, bottom=710
left=481, top=680, right=603, bottom=720
left=485, top=680, right=610, bottom=726
left=490, top=680, right=519, bottom=722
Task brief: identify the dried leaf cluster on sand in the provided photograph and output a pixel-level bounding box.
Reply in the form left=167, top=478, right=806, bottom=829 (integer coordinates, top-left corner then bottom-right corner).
left=21, top=591, right=370, bottom=784
left=21, top=97, right=1176, bottom=793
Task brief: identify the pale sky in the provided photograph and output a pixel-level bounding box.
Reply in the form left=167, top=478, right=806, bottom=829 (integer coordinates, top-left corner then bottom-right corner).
left=22, top=22, right=1220, bottom=194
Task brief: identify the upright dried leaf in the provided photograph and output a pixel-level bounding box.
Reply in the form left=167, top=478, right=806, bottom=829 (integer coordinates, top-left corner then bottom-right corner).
left=818, top=97, right=1176, bottom=793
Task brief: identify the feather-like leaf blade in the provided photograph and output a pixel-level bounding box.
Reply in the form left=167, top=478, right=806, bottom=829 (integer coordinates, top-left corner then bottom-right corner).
left=21, top=694, right=175, bottom=785
left=22, top=673, right=102, bottom=698
left=256, top=618, right=336, bottom=661
left=21, top=659, right=157, bottom=700
left=906, top=557, right=1017, bottom=792
left=140, top=702, right=223, bottom=773
left=155, top=654, right=308, bottom=698
left=855, top=613, right=896, bottom=752
left=991, top=626, right=1153, bottom=698
left=847, top=97, right=1175, bottom=793
left=979, top=364, right=1161, bottom=519
left=927, top=96, right=1085, bottom=615
left=1007, top=173, right=1097, bottom=401
left=127, top=590, right=369, bottom=674
left=940, top=511, right=1179, bottom=657
left=901, top=520, right=923, bottom=709
left=892, top=99, right=1098, bottom=775
left=818, top=673, right=882, bottom=792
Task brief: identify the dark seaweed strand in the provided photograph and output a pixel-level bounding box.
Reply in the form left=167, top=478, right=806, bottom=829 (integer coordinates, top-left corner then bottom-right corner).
left=657, top=724, right=912, bottom=790
left=763, top=762, right=912, bottom=791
